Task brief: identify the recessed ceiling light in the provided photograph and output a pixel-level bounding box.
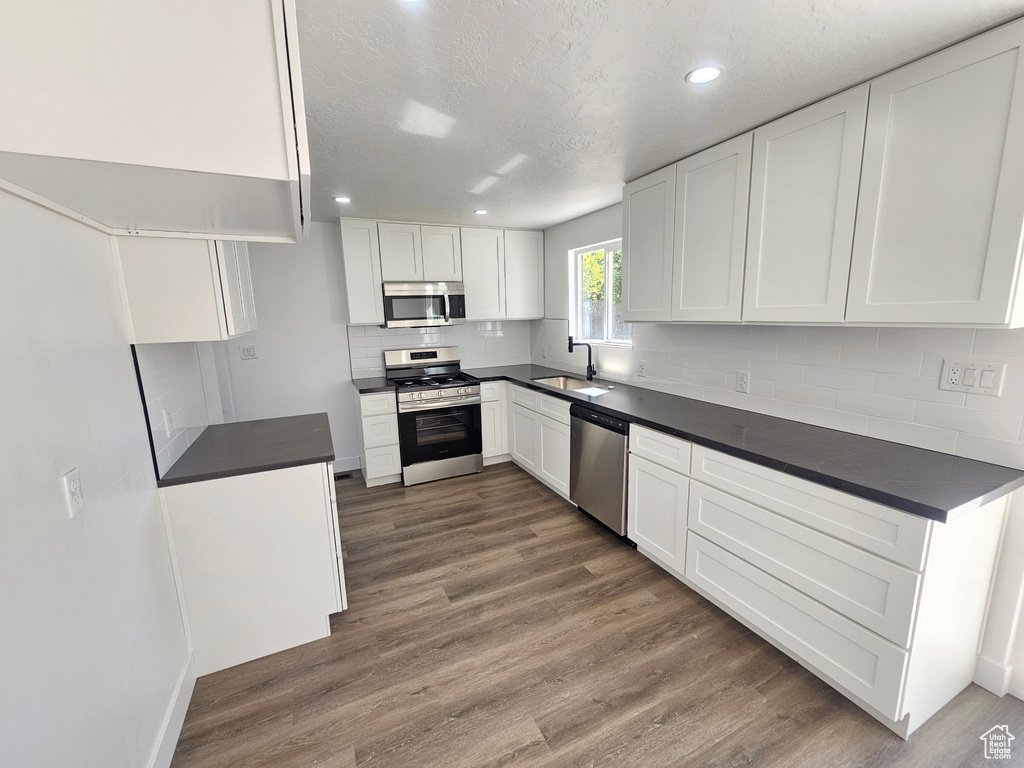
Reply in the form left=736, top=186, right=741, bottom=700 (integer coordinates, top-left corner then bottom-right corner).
left=334, top=196, right=351, bottom=204
left=686, top=66, right=722, bottom=84
left=474, top=209, right=488, bottom=215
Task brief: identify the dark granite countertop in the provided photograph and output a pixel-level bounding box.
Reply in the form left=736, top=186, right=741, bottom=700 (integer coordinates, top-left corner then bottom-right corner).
left=158, top=413, right=335, bottom=487
left=461, top=365, right=1024, bottom=523
left=351, top=374, right=392, bottom=394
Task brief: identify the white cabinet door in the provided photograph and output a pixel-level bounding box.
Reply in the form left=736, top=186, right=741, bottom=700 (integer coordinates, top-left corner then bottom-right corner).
left=216, top=240, right=252, bottom=336
left=537, top=417, right=570, bottom=496
left=378, top=222, right=423, bottom=281
left=671, top=133, right=752, bottom=322
left=622, top=166, right=676, bottom=322
left=627, top=454, right=688, bottom=575
left=421, top=225, right=463, bottom=282
left=461, top=227, right=506, bottom=320
left=235, top=241, right=258, bottom=332
left=743, top=85, right=868, bottom=323
left=504, top=229, right=545, bottom=319
left=510, top=404, right=539, bottom=473
left=482, top=400, right=507, bottom=458
left=847, top=20, right=1024, bottom=325
left=339, top=218, right=384, bottom=325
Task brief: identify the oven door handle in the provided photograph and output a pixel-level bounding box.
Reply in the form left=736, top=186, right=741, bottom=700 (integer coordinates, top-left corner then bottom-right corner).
left=398, top=395, right=482, bottom=412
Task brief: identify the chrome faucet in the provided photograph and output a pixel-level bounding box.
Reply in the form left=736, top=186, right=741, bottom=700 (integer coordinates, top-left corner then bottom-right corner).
left=568, top=335, right=597, bottom=381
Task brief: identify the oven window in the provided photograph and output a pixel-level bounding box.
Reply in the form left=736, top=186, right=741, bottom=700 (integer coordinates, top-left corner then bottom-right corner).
left=386, top=295, right=446, bottom=322
left=398, top=404, right=482, bottom=467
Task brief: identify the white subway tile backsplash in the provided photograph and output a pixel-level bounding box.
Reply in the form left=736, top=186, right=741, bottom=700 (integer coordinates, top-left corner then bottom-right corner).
left=955, top=434, right=1024, bottom=470
left=914, top=402, right=1022, bottom=441
left=135, top=342, right=209, bottom=478
left=775, top=381, right=837, bottom=408
left=872, top=373, right=967, bottom=405
left=866, top=417, right=959, bottom=454
left=839, top=346, right=923, bottom=375
left=799, top=405, right=868, bottom=434
left=777, top=344, right=841, bottom=368
left=803, top=365, right=874, bottom=392
left=835, top=390, right=916, bottom=421
left=749, top=360, right=804, bottom=383
left=526, top=318, right=1024, bottom=470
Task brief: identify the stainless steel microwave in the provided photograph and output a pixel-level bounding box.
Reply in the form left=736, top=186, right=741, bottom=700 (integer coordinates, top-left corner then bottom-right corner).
left=382, top=282, right=467, bottom=328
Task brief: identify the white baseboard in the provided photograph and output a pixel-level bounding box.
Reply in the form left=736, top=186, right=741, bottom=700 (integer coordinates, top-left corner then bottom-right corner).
left=975, top=654, right=1012, bottom=696
left=147, top=653, right=197, bottom=768
left=483, top=454, right=511, bottom=466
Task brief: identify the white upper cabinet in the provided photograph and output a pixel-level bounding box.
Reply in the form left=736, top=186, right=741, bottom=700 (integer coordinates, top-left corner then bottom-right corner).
left=847, top=19, right=1024, bottom=326
left=379, top=223, right=463, bottom=282
left=421, top=226, right=463, bottom=282
left=622, top=165, right=676, bottom=322
left=743, top=85, right=869, bottom=323
left=671, top=133, right=752, bottom=322
left=378, top=223, right=424, bottom=281
left=115, top=237, right=257, bottom=343
left=339, top=218, right=384, bottom=325
left=0, top=1, right=309, bottom=242
left=461, top=227, right=506, bottom=320
left=504, top=230, right=545, bottom=319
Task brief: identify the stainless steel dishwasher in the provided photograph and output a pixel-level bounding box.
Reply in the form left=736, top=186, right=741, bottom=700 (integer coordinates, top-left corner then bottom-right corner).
left=569, top=403, right=629, bottom=536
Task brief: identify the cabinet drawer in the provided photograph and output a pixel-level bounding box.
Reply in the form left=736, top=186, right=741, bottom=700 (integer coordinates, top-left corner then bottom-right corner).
left=481, top=381, right=503, bottom=402
left=686, top=534, right=908, bottom=721
left=361, top=414, right=399, bottom=449
left=537, top=392, right=571, bottom=425
left=689, top=481, right=921, bottom=647
left=360, top=392, right=397, bottom=417
left=629, top=425, right=691, bottom=475
left=690, top=446, right=931, bottom=570
left=510, top=384, right=537, bottom=410
left=364, top=445, right=401, bottom=480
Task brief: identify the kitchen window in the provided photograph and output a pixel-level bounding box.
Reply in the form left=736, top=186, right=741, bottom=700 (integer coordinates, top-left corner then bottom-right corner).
left=572, top=239, right=631, bottom=344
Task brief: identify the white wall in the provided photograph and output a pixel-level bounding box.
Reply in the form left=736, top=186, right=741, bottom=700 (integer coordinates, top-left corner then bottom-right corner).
left=134, top=343, right=210, bottom=477
left=213, top=223, right=362, bottom=469
left=0, top=192, right=189, bottom=767
left=348, top=321, right=533, bottom=378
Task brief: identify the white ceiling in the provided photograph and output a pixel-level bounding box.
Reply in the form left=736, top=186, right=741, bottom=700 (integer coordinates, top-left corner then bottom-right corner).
left=297, top=0, right=1024, bottom=230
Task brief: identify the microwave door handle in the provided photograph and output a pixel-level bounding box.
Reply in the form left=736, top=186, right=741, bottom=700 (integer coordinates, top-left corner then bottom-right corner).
left=444, top=294, right=450, bottom=323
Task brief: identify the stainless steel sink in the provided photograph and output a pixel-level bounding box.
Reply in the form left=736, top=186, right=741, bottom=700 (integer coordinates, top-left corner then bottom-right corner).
left=532, top=376, right=610, bottom=393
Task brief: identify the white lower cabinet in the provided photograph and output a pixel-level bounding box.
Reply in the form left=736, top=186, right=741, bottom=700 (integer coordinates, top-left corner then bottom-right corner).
left=627, top=454, right=688, bottom=577
left=509, top=386, right=570, bottom=497
left=537, top=418, right=570, bottom=496
left=481, top=381, right=510, bottom=463
left=630, top=437, right=1009, bottom=738
left=160, top=462, right=345, bottom=677
left=357, top=392, right=402, bottom=486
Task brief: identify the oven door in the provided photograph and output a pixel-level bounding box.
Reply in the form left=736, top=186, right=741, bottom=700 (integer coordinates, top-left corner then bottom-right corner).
left=383, top=291, right=449, bottom=328
left=397, top=402, right=482, bottom=467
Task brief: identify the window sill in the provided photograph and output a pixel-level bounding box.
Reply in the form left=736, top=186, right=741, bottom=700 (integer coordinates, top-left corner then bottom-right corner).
left=575, top=339, right=633, bottom=350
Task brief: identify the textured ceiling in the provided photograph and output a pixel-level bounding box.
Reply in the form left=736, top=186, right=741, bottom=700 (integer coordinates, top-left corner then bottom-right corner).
left=298, top=0, right=1024, bottom=230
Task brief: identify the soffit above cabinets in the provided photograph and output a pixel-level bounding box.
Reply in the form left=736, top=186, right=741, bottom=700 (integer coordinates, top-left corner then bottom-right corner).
left=297, top=0, right=1024, bottom=229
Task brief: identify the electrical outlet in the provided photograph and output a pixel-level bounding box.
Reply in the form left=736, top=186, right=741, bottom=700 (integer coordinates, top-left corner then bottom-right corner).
left=736, top=371, right=750, bottom=393
left=939, top=359, right=1006, bottom=396
left=162, top=409, right=174, bottom=438
left=542, top=345, right=548, bottom=359
left=62, top=468, right=85, bottom=518
left=239, top=345, right=259, bottom=360
left=638, top=361, right=646, bottom=377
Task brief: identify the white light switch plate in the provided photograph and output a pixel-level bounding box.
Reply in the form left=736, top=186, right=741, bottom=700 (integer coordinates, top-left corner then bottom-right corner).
left=62, top=468, right=85, bottom=518
left=239, top=345, right=259, bottom=360
left=939, top=359, right=1006, bottom=396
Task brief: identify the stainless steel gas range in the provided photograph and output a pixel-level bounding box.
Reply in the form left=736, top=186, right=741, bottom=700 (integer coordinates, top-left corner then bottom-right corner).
left=384, top=347, right=483, bottom=486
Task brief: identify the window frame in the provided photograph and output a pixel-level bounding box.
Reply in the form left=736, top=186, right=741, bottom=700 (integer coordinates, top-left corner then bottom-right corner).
left=569, top=237, right=631, bottom=347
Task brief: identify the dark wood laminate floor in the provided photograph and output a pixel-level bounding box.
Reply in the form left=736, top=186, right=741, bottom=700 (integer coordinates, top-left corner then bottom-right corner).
left=171, top=463, right=1024, bottom=768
